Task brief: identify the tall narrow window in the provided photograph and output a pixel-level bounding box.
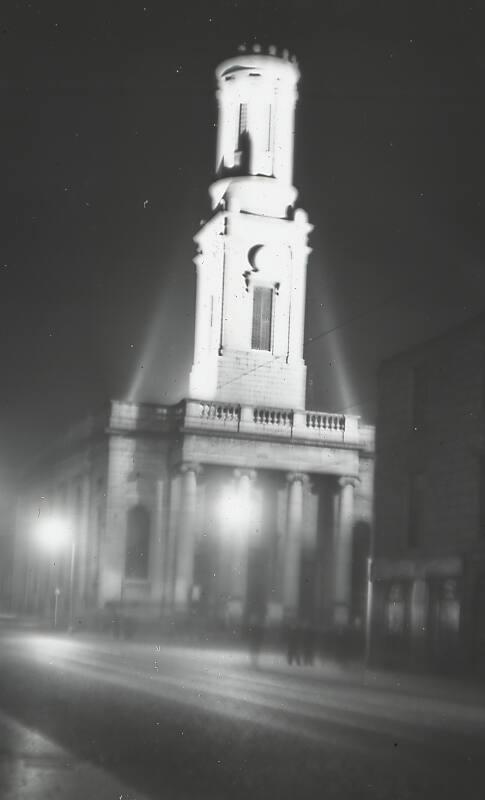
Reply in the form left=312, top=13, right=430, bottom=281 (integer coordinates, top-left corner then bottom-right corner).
left=251, top=286, right=273, bottom=351
left=267, top=104, right=273, bottom=151
left=125, top=505, right=150, bottom=579
left=238, top=103, right=248, bottom=135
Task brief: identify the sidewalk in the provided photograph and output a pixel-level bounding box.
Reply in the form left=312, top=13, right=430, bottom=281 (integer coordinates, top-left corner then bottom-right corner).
left=0, top=708, right=149, bottom=800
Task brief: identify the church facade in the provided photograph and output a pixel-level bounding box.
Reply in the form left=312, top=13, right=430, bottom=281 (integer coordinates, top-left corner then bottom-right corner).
left=13, top=46, right=374, bottom=635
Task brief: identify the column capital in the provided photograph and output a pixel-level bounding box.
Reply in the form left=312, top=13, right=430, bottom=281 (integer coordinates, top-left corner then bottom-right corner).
left=286, top=471, right=309, bottom=487
left=179, top=462, right=202, bottom=477
left=338, top=475, right=359, bottom=490
left=233, top=468, right=257, bottom=481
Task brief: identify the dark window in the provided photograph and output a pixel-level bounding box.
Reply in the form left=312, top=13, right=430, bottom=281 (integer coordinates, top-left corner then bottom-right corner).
left=408, top=473, right=425, bottom=548
left=238, top=103, right=248, bottom=135
left=125, top=505, right=150, bottom=579
left=251, top=286, right=273, bottom=351
left=411, top=362, right=428, bottom=432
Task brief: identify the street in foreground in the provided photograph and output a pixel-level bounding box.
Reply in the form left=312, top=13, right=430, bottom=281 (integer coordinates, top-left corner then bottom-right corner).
left=0, top=627, right=484, bottom=799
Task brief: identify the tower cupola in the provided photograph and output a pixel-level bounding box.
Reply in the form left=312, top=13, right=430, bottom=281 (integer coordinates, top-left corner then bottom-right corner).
left=211, top=44, right=300, bottom=219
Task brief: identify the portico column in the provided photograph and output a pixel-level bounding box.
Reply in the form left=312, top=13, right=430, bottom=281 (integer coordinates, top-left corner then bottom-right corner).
left=283, top=472, right=307, bottom=619
left=232, top=469, right=256, bottom=615
left=173, top=463, right=201, bottom=613
left=334, top=476, right=359, bottom=627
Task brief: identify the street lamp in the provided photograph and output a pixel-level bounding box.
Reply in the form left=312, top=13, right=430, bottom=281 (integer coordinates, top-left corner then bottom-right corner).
left=35, top=514, right=75, bottom=632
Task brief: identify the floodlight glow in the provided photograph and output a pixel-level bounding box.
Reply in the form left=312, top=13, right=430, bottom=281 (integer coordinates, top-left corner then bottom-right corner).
left=217, top=486, right=251, bottom=534
left=35, top=515, right=72, bottom=551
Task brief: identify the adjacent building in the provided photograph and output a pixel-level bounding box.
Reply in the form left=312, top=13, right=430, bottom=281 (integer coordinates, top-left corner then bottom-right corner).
left=13, top=45, right=374, bottom=637
left=370, top=313, right=485, bottom=670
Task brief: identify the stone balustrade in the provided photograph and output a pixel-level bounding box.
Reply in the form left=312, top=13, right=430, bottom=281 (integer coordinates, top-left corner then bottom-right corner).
left=109, top=400, right=185, bottom=433
left=305, top=411, right=345, bottom=432
left=184, top=399, right=364, bottom=446
left=252, top=406, right=294, bottom=427
left=199, top=401, right=240, bottom=424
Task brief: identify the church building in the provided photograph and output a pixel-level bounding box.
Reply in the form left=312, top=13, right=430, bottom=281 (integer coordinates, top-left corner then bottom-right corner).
left=13, top=46, right=374, bottom=636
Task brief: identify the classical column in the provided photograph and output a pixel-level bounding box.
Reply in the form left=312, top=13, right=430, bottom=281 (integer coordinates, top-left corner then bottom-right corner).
left=150, top=479, right=166, bottom=603
left=333, top=476, right=359, bottom=627
left=283, top=473, right=307, bottom=619
left=173, top=463, right=201, bottom=613
left=231, top=469, right=256, bottom=616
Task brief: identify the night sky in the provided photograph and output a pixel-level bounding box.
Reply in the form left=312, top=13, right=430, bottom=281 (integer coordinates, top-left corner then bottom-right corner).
left=1, top=0, right=484, bottom=506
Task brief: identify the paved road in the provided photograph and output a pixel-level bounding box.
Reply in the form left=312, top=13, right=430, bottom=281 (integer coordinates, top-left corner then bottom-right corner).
left=0, top=628, right=484, bottom=799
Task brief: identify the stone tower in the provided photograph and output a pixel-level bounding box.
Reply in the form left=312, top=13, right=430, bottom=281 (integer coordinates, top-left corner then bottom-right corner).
left=189, top=45, right=312, bottom=409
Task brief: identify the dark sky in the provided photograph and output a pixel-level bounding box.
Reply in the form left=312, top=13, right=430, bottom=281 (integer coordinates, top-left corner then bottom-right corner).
left=1, top=0, right=484, bottom=500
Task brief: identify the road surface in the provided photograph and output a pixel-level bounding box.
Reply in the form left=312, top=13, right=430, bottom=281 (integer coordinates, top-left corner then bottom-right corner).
left=0, top=628, right=484, bottom=799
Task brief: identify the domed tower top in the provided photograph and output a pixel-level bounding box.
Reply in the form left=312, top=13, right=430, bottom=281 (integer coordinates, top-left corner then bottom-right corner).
left=211, top=44, right=300, bottom=218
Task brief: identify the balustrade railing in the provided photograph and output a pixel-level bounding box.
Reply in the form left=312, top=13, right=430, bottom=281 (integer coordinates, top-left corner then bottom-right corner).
left=252, top=407, right=293, bottom=427
left=185, top=399, right=361, bottom=444
left=199, top=401, right=240, bottom=423
left=305, top=412, right=345, bottom=432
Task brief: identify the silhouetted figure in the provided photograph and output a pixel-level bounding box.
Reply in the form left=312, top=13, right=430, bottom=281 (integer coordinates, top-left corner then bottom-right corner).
left=286, top=620, right=302, bottom=666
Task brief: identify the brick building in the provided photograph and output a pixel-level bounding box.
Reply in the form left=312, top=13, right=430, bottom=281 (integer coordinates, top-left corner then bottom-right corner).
left=370, top=313, right=485, bottom=671
left=12, top=46, right=374, bottom=637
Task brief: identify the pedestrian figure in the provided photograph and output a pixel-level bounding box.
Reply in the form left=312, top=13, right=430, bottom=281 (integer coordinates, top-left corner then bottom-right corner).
left=286, top=619, right=302, bottom=665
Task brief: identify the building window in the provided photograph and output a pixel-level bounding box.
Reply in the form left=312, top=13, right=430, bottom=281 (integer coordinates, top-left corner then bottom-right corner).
left=267, top=104, right=273, bottom=151
left=238, top=103, right=248, bottom=135
left=251, top=286, right=273, bottom=351
left=408, top=472, right=425, bottom=548
left=125, top=505, right=150, bottom=580
left=411, top=362, right=428, bottom=432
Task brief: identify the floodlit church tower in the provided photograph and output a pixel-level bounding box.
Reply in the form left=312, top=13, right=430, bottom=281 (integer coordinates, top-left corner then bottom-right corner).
left=189, top=45, right=312, bottom=409
left=13, top=45, right=374, bottom=644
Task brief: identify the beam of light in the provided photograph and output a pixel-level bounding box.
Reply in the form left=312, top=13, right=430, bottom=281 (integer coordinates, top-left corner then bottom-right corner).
left=306, top=265, right=356, bottom=414
left=126, top=286, right=192, bottom=405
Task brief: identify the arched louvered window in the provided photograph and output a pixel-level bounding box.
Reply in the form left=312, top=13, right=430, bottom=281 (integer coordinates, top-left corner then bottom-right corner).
left=125, top=505, right=150, bottom=580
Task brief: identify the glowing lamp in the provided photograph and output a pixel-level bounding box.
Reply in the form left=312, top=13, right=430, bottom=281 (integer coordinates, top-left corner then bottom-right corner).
left=35, top=515, right=72, bottom=551
left=217, top=486, right=251, bottom=535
